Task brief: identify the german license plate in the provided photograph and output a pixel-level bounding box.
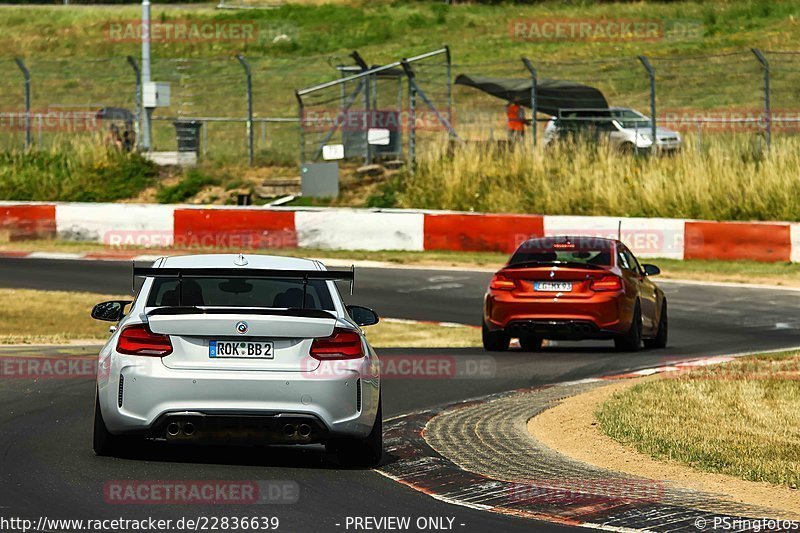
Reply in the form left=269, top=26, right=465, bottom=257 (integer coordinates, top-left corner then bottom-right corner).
left=210, top=340, right=274, bottom=359
left=534, top=281, right=573, bottom=292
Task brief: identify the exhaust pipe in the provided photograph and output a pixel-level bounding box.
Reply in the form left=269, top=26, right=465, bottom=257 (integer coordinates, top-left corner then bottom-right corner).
left=183, top=422, right=196, bottom=436
left=166, top=422, right=181, bottom=437
left=297, top=424, right=311, bottom=437
left=283, top=424, right=296, bottom=436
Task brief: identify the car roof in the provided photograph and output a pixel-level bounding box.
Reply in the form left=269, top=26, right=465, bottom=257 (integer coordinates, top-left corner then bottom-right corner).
left=515, top=236, right=619, bottom=251
left=157, top=254, right=323, bottom=270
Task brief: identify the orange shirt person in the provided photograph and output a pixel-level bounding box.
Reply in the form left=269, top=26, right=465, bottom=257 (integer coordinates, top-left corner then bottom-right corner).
left=506, top=101, right=527, bottom=141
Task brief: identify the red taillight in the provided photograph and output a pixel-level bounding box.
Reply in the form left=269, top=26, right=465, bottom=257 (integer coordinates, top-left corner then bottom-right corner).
left=116, top=324, right=173, bottom=357
left=489, top=274, right=517, bottom=291
left=310, top=328, right=364, bottom=360
left=591, top=275, right=623, bottom=292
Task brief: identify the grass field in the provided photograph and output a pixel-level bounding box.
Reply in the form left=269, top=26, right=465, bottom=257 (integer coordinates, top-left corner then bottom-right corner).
left=1, top=1, right=798, bottom=146
left=3, top=1, right=798, bottom=61
left=2, top=1, right=800, bottom=217
left=396, top=135, right=800, bottom=221
left=0, top=140, right=158, bottom=202
left=596, top=351, right=800, bottom=488
left=0, top=288, right=480, bottom=347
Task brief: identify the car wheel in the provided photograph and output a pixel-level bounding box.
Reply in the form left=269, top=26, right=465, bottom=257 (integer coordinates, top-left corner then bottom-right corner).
left=614, top=302, right=642, bottom=352
left=93, top=389, right=133, bottom=457
left=618, top=142, right=635, bottom=155
left=518, top=336, right=543, bottom=351
left=327, top=398, right=382, bottom=468
left=482, top=323, right=510, bottom=352
left=644, top=300, right=668, bottom=349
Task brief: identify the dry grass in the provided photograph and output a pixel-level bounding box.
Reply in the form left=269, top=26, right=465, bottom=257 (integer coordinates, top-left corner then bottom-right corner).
left=368, top=318, right=480, bottom=348
left=5, top=241, right=800, bottom=286
left=400, top=135, right=800, bottom=222
left=0, top=288, right=480, bottom=348
left=596, top=351, right=800, bottom=488
left=0, top=288, right=123, bottom=344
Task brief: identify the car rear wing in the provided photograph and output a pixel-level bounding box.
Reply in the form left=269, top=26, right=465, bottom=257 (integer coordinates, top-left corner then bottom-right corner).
left=146, top=306, right=335, bottom=320
left=132, top=264, right=356, bottom=309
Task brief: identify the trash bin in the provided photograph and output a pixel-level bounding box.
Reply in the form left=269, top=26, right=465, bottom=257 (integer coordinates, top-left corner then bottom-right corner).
left=173, top=120, right=202, bottom=153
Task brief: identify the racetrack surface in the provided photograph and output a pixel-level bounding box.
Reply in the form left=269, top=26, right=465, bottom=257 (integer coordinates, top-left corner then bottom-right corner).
left=0, top=257, right=798, bottom=532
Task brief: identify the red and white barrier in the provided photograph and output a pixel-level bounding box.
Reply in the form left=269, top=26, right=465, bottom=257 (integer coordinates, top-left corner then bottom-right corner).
left=56, top=203, right=175, bottom=246
left=790, top=224, right=800, bottom=264
left=296, top=209, right=424, bottom=251
left=1, top=201, right=798, bottom=263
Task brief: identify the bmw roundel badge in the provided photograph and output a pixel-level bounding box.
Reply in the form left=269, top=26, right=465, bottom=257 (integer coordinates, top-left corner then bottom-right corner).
left=236, top=321, right=249, bottom=335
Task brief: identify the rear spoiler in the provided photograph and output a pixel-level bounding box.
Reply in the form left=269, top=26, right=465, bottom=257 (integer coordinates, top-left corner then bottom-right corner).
left=147, top=306, right=335, bottom=320
left=132, top=264, right=356, bottom=308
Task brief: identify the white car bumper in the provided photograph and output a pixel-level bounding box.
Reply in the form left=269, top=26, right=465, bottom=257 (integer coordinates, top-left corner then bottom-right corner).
left=97, top=352, right=380, bottom=441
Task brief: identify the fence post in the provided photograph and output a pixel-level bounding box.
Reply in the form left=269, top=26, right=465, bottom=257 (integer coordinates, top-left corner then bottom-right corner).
left=401, top=59, right=459, bottom=141
left=350, top=51, right=371, bottom=164
left=364, top=73, right=372, bottom=165
left=445, top=45, right=452, bottom=119
left=14, top=58, right=31, bottom=150
left=141, top=0, right=152, bottom=151
left=295, top=90, right=305, bottom=164
left=521, top=56, right=537, bottom=149
left=751, top=48, right=771, bottom=150
left=126, top=56, right=142, bottom=151
left=236, top=54, right=254, bottom=166
left=408, top=73, right=417, bottom=173
left=637, top=55, right=657, bottom=154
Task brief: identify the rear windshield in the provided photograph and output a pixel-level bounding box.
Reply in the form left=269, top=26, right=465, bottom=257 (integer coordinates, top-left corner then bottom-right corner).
left=146, top=277, right=335, bottom=311
left=509, top=246, right=612, bottom=267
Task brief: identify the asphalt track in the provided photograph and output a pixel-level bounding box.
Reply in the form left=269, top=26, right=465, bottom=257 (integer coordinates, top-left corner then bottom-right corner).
left=0, top=257, right=799, bottom=532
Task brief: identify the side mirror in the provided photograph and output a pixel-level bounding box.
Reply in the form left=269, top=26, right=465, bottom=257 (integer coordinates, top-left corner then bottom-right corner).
left=346, top=305, right=379, bottom=327
left=642, top=264, right=661, bottom=277
left=91, top=300, right=132, bottom=322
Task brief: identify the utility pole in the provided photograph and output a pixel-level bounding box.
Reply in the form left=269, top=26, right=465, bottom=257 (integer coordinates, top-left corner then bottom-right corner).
left=141, top=0, right=152, bottom=150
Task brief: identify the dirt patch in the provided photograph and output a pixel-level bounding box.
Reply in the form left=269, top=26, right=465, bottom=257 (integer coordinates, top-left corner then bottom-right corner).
left=528, top=378, right=800, bottom=519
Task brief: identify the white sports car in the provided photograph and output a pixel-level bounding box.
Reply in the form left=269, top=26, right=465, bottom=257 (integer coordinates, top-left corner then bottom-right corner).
left=91, top=254, right=382, bottom=466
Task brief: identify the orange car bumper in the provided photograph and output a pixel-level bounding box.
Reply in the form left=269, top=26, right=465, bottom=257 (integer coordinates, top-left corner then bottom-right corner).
left=484, top=291, right=632, bottom=339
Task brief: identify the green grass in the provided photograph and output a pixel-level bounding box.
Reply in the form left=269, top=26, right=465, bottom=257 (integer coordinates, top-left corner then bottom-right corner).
left=3, top=2, right=799, bottom=61
left=596, top=351, right=800, bottom=488
left=0, top=140, right=157, bottom=202
left=1, top=1, right=798, bottom=149
left=156, top=168, right=219, bottom=203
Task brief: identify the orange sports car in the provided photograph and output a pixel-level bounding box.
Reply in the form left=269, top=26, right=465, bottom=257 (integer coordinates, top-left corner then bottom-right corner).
left=483, top=236, right=667, bottom=352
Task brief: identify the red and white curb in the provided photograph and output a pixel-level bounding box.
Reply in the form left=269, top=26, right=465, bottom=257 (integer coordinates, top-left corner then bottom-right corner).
left=378, top=346, right=800, bottom=531
left=3, top=201, right=799, bottom=262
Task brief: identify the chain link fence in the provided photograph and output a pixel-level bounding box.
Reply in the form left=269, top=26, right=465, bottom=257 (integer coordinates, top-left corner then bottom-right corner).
left=2, top=48, right=799, bottom=167
left=295, top=48, right=453, bottom=167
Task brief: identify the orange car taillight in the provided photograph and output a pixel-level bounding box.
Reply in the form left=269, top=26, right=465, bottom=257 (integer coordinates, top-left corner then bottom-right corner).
left=489, top=274, right=517, bottom=291
left=116, top=324, right=173, bottom=357
left=310, top=328, right=364, bottom=360
left=591, top=275, right=623, bottom=292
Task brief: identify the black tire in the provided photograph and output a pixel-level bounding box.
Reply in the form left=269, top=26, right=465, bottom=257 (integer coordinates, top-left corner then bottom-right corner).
left=482, top=323, right=510, bottom=352
left=518, top=336, right=543, bottom=351
left=93, top=389, right=133, bottom=457
left=644, top=300, right=668, bottom=349
left=614, top=302, right=642, bottom=352
left=327, top=398, right=382, bottom=468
